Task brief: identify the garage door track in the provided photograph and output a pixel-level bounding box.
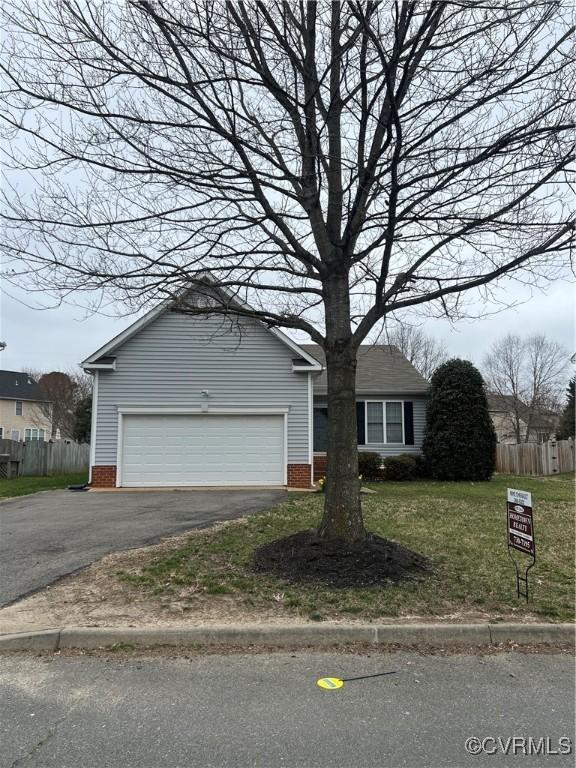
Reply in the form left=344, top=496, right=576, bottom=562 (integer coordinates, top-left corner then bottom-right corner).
left=0, top=489, right=286, bottom=608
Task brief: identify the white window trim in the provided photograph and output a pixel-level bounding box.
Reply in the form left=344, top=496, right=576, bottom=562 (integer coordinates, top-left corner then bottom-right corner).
left=365, top=400, right=385, bottom=444
left=364, top=400, right=405, bottom=445
left=386, top=400, right=405, bottom=445
left=25, top=428, right=46, bottom=441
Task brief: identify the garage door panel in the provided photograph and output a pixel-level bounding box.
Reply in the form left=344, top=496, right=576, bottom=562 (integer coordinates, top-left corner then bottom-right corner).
left=121, top=414, right=285, bottom=486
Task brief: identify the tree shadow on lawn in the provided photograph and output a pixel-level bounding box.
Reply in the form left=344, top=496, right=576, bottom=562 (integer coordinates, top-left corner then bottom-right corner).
left=253, top=529, right=431, bottom=588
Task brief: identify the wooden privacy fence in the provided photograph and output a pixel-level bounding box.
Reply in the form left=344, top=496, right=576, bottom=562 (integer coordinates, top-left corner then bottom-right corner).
left=496, top=439, right=575, bottom=476
left=0, top=439, right=90, bottom=477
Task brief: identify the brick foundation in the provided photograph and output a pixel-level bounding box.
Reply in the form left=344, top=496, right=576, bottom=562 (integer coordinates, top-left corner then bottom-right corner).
left=287, top=463, right=312, bottom=488
left=91, top=465, right=117, bottom=488
left=91, top=464, right=313, bottom=489
left=313, top=454, right=327, bottom=482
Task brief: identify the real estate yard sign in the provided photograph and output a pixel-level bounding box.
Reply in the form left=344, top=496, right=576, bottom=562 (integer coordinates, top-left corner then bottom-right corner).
left=507, top=489, right=535, bottom=556
left=507, top=488, right=536, bottom=601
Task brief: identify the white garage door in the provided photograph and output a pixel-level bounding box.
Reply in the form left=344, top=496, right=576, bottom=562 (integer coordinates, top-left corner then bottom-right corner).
left=120, top=414, right=285, bottom=487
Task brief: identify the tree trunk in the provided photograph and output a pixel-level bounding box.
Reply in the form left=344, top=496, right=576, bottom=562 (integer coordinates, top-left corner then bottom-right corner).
left=317, top=273, right=365, bottom=542
left=318, top=345, right=365, bottom=541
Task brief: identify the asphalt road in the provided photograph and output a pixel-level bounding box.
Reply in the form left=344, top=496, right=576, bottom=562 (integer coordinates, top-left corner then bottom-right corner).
left=0, top=489, right=286, bottom=607
left=0, top=650, right=573, bottom=768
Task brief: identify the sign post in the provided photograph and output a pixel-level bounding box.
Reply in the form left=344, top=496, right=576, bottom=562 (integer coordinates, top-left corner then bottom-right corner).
left=506, top=488, right=536, bottom=601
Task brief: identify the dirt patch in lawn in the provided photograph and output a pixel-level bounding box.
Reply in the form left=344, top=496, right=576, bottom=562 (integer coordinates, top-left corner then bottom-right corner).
left=0, top=527, right=299, bottom=633
left=253, top=530, right=430, bottom=586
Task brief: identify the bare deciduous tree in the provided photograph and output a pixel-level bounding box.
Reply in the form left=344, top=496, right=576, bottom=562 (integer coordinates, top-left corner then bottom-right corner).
left=1, top=2, right=574, bottom=541
left=483, top=333, right=568, bottom=443
left=384, top=323, right=448, bottom=380
left=25, top=368, right=92, bottom=439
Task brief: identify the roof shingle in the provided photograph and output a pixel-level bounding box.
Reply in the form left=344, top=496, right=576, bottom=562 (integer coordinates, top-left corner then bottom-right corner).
left=0, top=370, right=47, bottom=402
left=299, top=344, right=429, bottom=396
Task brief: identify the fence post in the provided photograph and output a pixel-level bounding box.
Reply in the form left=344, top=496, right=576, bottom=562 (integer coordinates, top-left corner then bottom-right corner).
left=46, top=441, right=53, bottom=476
left=548, top=440, right=559, bottom=475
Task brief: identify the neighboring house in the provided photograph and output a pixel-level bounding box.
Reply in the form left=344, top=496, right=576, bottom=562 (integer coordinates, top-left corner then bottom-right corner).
left=0, top=370, right=52, bottom=442
left=82, top=293, right=429, bottom=489
left=487, top=393, right=559, bottom=444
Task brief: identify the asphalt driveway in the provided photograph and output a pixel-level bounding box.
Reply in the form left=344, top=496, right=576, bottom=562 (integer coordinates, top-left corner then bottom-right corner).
left=0, top=489, right=286, bottom=608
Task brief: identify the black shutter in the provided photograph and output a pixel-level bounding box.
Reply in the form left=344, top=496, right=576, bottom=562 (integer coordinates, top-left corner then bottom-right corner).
left=403, top=401, right=414, bottom=445
left=356, top=401, right=365, bottom=445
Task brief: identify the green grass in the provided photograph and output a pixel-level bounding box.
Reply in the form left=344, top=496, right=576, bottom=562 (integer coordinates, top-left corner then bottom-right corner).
left=116, top=473, right=575, bottom=623
left=0, top=473, right=88, bottom=499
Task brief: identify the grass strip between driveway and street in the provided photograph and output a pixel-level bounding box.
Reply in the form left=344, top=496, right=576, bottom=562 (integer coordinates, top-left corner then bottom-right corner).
left=113, top=473, right=573, bottom=624
left=0, top=474, right=88, bottom=500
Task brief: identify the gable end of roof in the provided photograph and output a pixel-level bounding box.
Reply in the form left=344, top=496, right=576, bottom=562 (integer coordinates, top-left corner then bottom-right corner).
left=81, top=287, right=322, bottom=371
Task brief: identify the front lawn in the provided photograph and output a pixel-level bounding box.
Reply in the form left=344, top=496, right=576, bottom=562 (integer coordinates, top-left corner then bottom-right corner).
left=116, top=473, right=574, bottom=622
left=0, top=473, right=88, bottom=499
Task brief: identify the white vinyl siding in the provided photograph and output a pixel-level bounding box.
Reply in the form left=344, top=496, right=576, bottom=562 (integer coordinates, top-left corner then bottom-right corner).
left=121, top=414, right=285, bottom=487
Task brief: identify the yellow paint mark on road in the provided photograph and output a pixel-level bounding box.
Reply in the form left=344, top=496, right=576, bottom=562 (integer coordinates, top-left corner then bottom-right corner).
left=317, top=677, right=344, bottom=690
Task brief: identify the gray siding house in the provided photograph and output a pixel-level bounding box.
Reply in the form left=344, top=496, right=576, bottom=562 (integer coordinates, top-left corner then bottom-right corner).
left=82, top=298, right=429, bottom=488
left=299, top=345, right=428, bottom=480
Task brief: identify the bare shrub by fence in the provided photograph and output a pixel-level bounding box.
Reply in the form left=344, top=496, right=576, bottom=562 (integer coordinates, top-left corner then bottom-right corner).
left=496, top=440, right=575, bottom=476
left=0, top=439, right=89, bottom=477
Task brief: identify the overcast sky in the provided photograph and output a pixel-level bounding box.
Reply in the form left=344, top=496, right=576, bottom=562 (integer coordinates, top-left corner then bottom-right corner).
left=1, top=275, right=573, bottom=377
left=1, top=3, right=574, bottom=385
left=2, top=7, right=574, bottom=382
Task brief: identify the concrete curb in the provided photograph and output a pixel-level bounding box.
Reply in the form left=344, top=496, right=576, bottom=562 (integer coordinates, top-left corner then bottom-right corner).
left=0, top=623, right=573, bottom=651
left=488, top=623, right=575, bottom=645
left=0, top=629, right=61, bottom=652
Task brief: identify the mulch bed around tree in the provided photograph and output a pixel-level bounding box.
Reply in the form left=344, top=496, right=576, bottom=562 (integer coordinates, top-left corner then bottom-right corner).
left=252, top=530, right=431, bottom=587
